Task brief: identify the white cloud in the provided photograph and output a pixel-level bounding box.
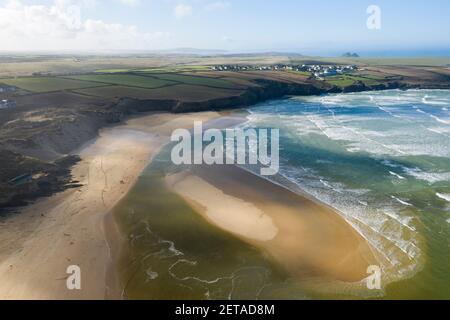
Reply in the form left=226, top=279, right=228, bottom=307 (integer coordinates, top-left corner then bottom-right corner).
left=174, top=4, right=192, bottom=19
left=117, top=0, right=141, bottom=7
left=222, top=35, right=233, bottom=42
left=205, top=1, right=230, bottom=11
left=0, top=0, right=169, bottom=51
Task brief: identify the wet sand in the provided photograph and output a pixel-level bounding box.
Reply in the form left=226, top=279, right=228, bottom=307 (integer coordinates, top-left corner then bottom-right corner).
left=166, top=165, right=377, bottom=283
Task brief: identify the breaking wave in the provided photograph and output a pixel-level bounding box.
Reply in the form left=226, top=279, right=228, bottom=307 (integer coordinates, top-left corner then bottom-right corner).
left=244, top=89, right=450, bottom=291
left=436, top=193, right=450, bottom=202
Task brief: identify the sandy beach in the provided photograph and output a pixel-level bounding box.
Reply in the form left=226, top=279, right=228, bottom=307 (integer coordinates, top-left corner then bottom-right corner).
left=0, top=111, right=222, bottom=300
left=166, top=165, right=377, bottom=283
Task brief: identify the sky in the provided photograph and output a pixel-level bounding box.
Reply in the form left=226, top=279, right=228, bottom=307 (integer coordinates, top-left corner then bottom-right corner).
left=1, top=0, right=449, bottom=56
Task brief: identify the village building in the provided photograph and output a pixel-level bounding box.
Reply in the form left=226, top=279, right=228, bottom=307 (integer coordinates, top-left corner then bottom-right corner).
left=0, top=99, right=16, bottom=109
left=209, top=63, right=358, bottom=80
left=0, top=85, right=16, bottom=93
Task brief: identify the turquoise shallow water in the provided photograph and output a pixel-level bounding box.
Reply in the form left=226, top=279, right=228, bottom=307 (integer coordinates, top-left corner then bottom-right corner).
left=242, top=89, right=450, bottom=299
left=115, top=89, right=450, bottom=299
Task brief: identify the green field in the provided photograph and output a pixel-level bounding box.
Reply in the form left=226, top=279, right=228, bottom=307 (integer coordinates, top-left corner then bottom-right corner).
left=325, top=74, right=383, bottom=87
left=0, top=72, right=242, bottom=96
left=286, top=70, right=311, bottom=77
left=74, top=84, right=243, bottom=101
left=136, top=66, right=212, bottom=73
left=93, top=69, right=133, bottom=74
left=64, top=74, right=176, bottom=89
left=95, top=65, right=212, bottom=74
left=325, top=76, right=356, bottom=87
left=145, top=73, right=239, bottom=89
left=350, top=75, right=382, bottom=86
left=0, top=77, right=102, bottom=93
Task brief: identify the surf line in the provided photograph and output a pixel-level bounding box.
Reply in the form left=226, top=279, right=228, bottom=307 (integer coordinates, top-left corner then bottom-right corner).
left=170, top=121, right=280, bottom=176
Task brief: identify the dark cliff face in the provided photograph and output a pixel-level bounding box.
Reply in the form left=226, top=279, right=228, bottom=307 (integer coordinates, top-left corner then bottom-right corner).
left=341, top=80, right=409, bottom=93
left=0, top=150, right=80, bottom=211
left=108, top=79, right=420, bottom=116
left=110, top=80, right=332, bottom=115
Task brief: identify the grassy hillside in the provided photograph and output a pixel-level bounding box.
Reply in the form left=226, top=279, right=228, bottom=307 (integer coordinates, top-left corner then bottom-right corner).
left=64, top=74, right=176, bottom=89
left=0, top=77, right=103, bottom=93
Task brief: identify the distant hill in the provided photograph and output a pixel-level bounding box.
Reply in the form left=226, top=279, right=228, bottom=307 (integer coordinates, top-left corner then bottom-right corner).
left=154, top=48, right=228, bottom=56
left=218, top=52, right=304, bottom=58
left=342, top=52, right=360, bottom=58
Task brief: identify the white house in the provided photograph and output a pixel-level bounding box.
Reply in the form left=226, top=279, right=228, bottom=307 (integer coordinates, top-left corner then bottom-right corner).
left=0, top=99, right=16, bottom=109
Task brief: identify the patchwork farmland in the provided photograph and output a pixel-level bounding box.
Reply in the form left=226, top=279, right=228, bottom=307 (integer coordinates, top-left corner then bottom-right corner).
left=74, top=84, right=244, bottom=101
left=0, top=77, right=105, bottom=93
left=0, top=70, right=246, bottom=102
left=63, top=74, right=176, bottom=89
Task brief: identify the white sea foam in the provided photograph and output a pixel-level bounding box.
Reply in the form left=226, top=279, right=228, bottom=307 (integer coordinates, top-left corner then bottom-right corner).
left=421, top=96, right=449, bottom=106
left=312, top=98, right=450, bottom=156
left=436, top=193, right=450, bottom=202
left=414, top=107, right=450, bottom=125
left=402, top=167, right=450, bottom=184
left=244, top=89, right=450, bottom=286
left=146, top=267, right=159, bottom=281
left=143, top=221, right=184, bottom=258
left=381, top=209, right=415, bottom=231
left=168, top=259, right=232, bottom=285
left=159, top=239, right=184, bottom=257
left=426, top=127, right=449, bottom=137
left=430, top=115, right=450, bottom=125
left=377, top=104, right=402, bottom=118
left=389, top=171, right=406, bottom=180
left=382, top=161, right=450, bottom=184
left=415, top=107, right=427, bottom=115
left=274, top=165, right=421, bottom=278
left=299, top=89, right=433, bottom=107
left=381, top=160, right=399, bottom=168
left=391, top=196, right=413, bottom=207
left=320, top=179, right=343, bottom=193
left=277, top=92, right=450, bottom=159
left=168, top=259, right=271, bottom=299
left=306, top=115, right=406, bottom=156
